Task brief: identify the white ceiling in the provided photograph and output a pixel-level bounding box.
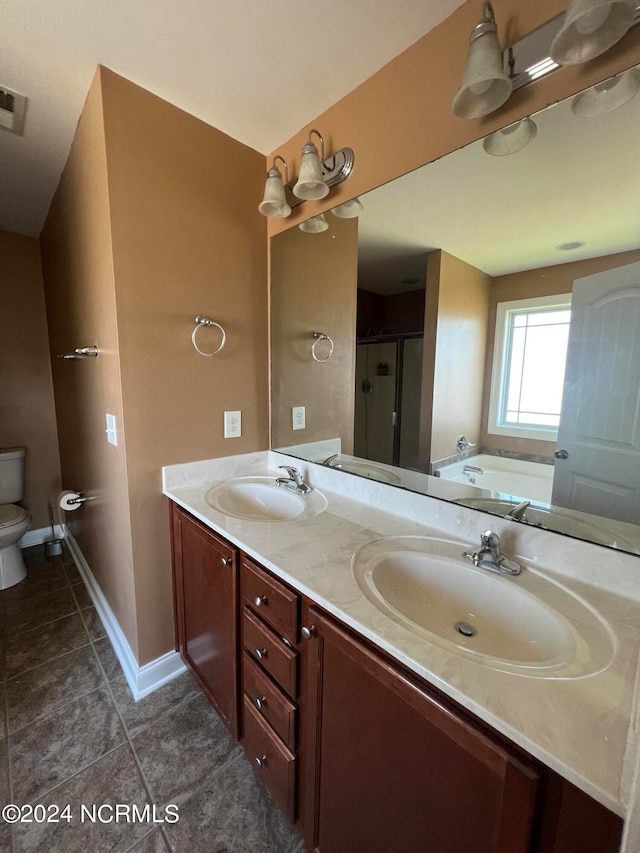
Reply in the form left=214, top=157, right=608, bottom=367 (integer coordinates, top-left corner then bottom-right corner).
left=356, top=68, right=640, bottom=292
left=0, top=0, right=467, bottom=237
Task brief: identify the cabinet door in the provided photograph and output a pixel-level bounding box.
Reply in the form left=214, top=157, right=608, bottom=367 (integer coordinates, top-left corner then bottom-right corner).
left=302, top=607, right=540, bottom=853
left=171, top=504, right=239, bottom=737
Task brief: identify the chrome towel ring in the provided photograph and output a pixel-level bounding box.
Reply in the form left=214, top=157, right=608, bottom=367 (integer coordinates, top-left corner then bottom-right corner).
left=312, top=331, right=334, bottom=363
left=192, top=315, right=227, bottom=357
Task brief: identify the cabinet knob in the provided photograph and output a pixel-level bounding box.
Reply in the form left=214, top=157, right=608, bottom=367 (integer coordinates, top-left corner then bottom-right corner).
left=254, top=594, right=268, bottom=608
left=255, top=696, right=267, bottom=711
left=255, top=755, right=267, bottom=768
left=301, top=625, right=317, bottom=640
left=255, top=648, right=268, bottom=661
left=220, top=557, right=231, bottom=567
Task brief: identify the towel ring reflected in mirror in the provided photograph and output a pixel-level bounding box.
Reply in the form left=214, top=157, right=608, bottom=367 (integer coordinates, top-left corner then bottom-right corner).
left=312, top=331, right=334, bottom=363
left=192, top=315, right=227, bottom=357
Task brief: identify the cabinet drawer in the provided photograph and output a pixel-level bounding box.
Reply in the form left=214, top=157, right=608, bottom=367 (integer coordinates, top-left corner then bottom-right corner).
left=242, top=557, right=299, bottom=642
left=243, top=653, right=297, bottom=751
left=243, top=696, right=296, bottom=822
left=243, top=607, right=298, bottom=697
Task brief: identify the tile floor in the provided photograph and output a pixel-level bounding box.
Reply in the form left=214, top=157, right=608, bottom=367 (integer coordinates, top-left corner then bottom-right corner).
left=0, top=546, right=304, bottom=853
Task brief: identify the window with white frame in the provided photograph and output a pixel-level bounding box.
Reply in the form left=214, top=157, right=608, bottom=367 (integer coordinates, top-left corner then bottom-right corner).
left=487, top=293, right=572, bottom=441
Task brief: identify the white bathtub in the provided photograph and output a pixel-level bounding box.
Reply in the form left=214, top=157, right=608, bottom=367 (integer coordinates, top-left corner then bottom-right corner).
left=437, top=454, right=553, bottom=504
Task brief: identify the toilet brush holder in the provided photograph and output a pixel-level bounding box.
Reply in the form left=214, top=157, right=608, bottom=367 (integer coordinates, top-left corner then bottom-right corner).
left=44, top=503, right=64, bottom=558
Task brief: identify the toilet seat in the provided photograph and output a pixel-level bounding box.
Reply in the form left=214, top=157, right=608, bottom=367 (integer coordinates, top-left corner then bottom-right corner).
left=0, top=504, right=29, bottom=529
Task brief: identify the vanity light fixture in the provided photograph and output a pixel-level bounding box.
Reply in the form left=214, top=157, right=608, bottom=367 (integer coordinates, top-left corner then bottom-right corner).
left=571, top=67, right=640, bottom=115
left=550, top=0, right=638, bottom=65
left=298, top=214, right=329, bottom=233
left=331, top=197, right=364, bottom=218
left=482, top=117, right=538, bottom=155
left=452, top=2, right=513, bottom=119
left=293, top=130, right=330, bottom=200
left=258, top=156, right=292, bottom=218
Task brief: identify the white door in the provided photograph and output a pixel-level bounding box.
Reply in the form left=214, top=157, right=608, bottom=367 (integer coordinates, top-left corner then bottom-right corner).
left=552, top=261, right=640, bottom=524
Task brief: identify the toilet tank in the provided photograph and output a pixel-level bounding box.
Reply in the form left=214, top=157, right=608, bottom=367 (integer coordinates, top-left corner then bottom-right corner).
left=0, top=447, right=26, bottom=504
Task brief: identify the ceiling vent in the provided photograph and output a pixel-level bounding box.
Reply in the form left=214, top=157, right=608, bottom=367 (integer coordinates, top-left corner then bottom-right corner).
left=0, top=87, right=27, bottom=136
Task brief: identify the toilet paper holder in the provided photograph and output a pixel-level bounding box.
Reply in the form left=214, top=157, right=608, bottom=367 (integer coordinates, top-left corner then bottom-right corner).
left=58, top=490, right=96, bottom=511
left=57, top=346, right=99, bottom=360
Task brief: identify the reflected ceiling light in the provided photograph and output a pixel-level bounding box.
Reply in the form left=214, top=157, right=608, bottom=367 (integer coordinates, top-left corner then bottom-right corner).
left=293, top=130, right=330, bottom=200
left=483, top=118, right=538, bottom=155
left=556, top=241, right=586, bottom=251
left=298, top=214, right=329, bottom=233
left=550, top=0, right=637, bottom=65
left=331, top=197, right=364, bottom=218
left=452, top=2, right=513, bottom=119
left=572, top=68, right=640, bottom=115
left=258, top=156, right=291, bottom=218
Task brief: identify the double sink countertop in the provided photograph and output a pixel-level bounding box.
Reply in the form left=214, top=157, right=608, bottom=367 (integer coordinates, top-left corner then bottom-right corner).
left=163, top=450, right=640, bottom=818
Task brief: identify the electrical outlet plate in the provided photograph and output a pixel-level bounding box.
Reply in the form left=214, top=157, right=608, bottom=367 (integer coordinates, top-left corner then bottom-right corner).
left=292, top=406, right=305, bottom=430
left=105, top=413, right=118, bottom=446
left=224, top=410, right=242, bottom=438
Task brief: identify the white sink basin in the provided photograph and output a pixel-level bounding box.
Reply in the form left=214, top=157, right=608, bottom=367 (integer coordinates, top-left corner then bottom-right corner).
left=205, top=476, right=326, bottom=522
left=352, top=537, right=615, bottom=677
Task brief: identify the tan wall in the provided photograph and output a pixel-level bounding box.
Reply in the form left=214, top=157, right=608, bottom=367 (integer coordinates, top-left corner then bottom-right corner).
left=100, top=69, right=268, bottom=664
left=271, top=217, right=358, bottom=452
left=39, top=74, right=138, bottom=656
left=481, top=248, right=640, bottom=455
left=0, top=230, right=61, bottom=527
left=419, top=251, right=489, bottom=466
left=268, top=0, right=639, bottom=237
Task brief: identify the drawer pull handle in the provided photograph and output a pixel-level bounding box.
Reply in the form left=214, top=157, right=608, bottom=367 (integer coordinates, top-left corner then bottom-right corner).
left=255, top=648, right=268, bottom=661
left=255, top=696, right=267, bottom=711
left=220, top=557, right=231, bottom=567
left=255, top=755, right=267, bottom=768
left=254, top=595, right=268, bottom=608
left=301, top=625, right=317, bottom=640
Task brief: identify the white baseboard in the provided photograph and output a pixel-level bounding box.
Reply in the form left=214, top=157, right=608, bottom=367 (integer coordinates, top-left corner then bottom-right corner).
left=62, top=525, right=186, bottom=701
left=20, top=524, right=64, bottom=548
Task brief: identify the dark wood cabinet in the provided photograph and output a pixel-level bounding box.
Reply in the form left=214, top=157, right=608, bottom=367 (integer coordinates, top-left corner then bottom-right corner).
left=169, top=503, right=623, bottom=853
left=170, top=503, right=239, bottom=737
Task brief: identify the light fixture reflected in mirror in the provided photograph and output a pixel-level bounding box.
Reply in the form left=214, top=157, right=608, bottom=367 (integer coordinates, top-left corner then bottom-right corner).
left=452, top=1, right=513, bottom=119
left=331, top=197, right=364, bottom=218
left=572, top=67, right=640, bottom=115
left=258, top=155, right=292, bottom=218
left=550, top=0, right=637, bottom=65
left=293, top=129, right=330, bottom=200
left=298, top=214, right=329, bottom=233
left=483, top=117, right=538, bottom=155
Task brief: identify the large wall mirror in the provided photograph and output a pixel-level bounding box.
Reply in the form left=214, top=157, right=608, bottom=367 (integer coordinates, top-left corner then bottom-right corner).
left=271, top=62, right=640, bottom=556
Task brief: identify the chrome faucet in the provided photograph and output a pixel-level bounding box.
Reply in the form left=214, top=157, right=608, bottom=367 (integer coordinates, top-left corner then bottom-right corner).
left=507, top=500, right=530, bottom=522
left=463, top=530, right=521, bottom=576
left=275, top=465, right=311, bottom=494
left=322, top=454, right=339, bottom=466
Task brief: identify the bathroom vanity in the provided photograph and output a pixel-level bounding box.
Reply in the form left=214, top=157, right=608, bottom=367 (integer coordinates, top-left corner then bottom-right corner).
left=165, top=452, right=640, bottom=853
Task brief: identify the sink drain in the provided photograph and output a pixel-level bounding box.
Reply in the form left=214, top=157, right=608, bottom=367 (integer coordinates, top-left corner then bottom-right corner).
left=454, top=621, right=477, bottom=638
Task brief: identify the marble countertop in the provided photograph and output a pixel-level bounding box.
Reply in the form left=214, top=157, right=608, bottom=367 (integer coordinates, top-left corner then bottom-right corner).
left=163, top=450, right=640, bottom=817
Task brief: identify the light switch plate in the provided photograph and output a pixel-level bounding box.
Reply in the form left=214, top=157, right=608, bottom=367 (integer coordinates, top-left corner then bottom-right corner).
left=292, top=406, right=305, bottom=430
left=224, top=410, right=242, bottom=438
left=105, top=413, right=118, bottom=446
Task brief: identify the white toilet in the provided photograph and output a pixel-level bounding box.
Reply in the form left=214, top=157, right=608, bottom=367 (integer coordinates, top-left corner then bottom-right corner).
left=0, top=447, right=31, bottom=590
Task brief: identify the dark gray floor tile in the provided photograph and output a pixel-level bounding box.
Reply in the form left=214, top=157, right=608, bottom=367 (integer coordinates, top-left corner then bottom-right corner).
left=0, top=821, right=11, bottom=853
left=125, top=829, right=170, bottom=852
left=5, top=612, right=91, bottom=678
left=133, top=694, right=241, bottom=807
left=4, top=586, right=77, bottom=635
left=0, top=736, right=9, bottom=805
left=81, top=607, right=107, bottom=641
left=71, top=583, right=92, bottom=611
left=164, top=754, right=302, bottom=853
left=0, top=561, right=68, bottom=607
left=11, top=686, right=126, bottom=803
left=13, top=744, right=151, bottom=853
left=63, top=562, right=83, bottom=585
left=94, top=639, right=198, bottom=738
left=6, top=645, right=103, bottom=733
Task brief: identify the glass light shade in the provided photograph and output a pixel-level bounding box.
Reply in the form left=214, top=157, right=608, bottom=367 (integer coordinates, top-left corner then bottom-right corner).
left=258, top=168, right=291, bottom=218
left=331, top=197, right=364, bottom=218
left=293, top=143, right=330, bottom=200
left=483, top=118, right=538, bottom=155
left=453, top=26, right=513, bottom=119
left=572, top=69, right=640, bottom=116
left=298, top=214, right=329, bottom=233
left=550, top=0, right=636, bottom=66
